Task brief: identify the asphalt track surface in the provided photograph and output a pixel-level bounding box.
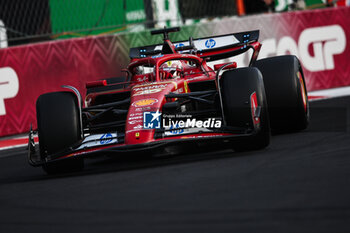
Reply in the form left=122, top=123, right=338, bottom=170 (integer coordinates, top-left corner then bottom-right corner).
left=1, top=97, right=350, bottom=233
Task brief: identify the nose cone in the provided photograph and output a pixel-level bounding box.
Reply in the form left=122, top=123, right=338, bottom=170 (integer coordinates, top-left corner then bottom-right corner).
left=124, top=81, right=177, bottom=144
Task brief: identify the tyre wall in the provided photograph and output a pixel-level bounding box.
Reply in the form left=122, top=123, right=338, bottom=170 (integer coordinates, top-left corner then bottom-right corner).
left=0, top=7, right=349, bottom=137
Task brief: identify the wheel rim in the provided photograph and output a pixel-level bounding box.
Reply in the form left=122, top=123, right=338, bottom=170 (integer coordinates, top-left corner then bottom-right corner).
left=250, top=92, right=260, bottom=125
left=297, top=71, right=307, bottom=112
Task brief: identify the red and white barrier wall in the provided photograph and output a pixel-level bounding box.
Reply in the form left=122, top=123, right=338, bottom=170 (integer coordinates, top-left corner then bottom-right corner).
left=256, top=7, right=350, bottom=91
left=0, top=6, right=349, bottom=138
left=0, top=36, right=129, bottom=137
left=204, top=6, right=350, bottom=91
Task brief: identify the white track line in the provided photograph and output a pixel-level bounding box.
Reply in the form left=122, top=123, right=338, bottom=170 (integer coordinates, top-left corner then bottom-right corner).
left=309, top=86, right=350, bottom=101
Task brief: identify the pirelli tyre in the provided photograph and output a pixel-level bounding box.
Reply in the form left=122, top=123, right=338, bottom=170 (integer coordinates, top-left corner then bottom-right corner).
left=220, top=67, right=271, bottom=151
left=36, top=91, right=84, bottom=174
left=254, top=55, right=309, bottom=132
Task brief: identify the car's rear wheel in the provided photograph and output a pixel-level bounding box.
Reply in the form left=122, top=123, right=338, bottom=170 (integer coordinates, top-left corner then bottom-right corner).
left=36, top=91, right=83, bottom=174
left=220, top=67, right=270, bottom=151
left=254, top=55, right=309, bottom=132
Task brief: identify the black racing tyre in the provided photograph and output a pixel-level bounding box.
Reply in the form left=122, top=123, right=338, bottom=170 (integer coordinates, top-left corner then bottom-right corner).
left=254, top=55, right=309, bottom=132
left=221, top=67, right=270, bottom=151
left=36, top=91, right=83, bottom=174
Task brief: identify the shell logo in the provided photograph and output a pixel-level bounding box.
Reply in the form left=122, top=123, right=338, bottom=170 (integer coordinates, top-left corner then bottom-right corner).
left=132, top=98, right=158, bottom=107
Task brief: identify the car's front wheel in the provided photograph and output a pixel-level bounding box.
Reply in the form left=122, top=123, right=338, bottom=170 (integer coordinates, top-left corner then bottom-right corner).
left=36, top=91, right=84, bottom=174
left=220, top=67, right=271, bottom=151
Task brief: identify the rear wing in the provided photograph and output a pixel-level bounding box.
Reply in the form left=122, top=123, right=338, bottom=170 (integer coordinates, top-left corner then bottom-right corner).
left=129, top=30, right=259, bottom=61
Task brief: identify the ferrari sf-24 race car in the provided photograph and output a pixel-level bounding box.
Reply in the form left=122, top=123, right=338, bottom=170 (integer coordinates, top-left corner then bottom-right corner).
left=28, top=27, right=309, bottom=174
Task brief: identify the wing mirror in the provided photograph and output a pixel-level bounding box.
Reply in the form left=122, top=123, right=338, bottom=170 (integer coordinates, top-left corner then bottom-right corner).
left=86, top=80, right=107, bottom=88
left=214, top=62, right=237, bottom=71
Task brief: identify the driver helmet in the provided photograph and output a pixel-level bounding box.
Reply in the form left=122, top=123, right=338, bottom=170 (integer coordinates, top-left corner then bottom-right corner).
left=160, top=60, right=182, bottom=75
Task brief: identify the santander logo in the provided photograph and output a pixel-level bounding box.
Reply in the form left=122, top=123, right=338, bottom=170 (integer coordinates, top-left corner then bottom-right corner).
left=259, top=25, right=346, bottom=72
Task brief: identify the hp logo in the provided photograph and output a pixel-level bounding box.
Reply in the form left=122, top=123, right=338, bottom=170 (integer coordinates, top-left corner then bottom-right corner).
left=205, top=39, right=216, bottom=48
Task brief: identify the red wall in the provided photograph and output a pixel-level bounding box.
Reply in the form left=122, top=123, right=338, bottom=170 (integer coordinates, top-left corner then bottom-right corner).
left=0, top=36, right=129, bottom=136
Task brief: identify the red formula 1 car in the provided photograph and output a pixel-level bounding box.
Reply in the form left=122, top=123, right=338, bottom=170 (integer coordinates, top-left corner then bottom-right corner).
left=28, top=27, right=309, bottom=174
